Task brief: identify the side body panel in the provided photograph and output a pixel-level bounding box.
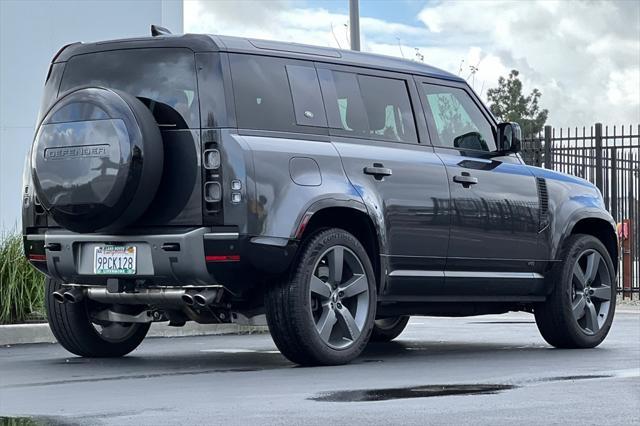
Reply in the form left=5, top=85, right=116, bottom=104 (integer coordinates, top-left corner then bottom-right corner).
left=440, top=153, right=541, bottom=267
left=331, top=138, right=451, bottom=296
left=436, top=150, right=546, bottom=296
left=527, top=166, right=617, bottom=261
left=413, top=75, right=547, bottom=297
left=236, top=133, right=362, bottom=239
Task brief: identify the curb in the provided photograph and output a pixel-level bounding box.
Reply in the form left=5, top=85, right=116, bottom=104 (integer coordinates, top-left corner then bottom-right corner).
left=0, top=322, right=269, bottom=346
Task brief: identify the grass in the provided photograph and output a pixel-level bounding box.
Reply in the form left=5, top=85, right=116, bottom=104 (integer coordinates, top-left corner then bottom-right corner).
left=0, top=232, right=45, bottom=324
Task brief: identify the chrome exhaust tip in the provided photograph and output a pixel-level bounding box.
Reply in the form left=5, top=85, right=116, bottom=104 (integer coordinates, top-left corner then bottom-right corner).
left=52, top=290, right=66, bottom=304
left=181, top=291, right=196, bottom=306
left=194, top=289, right=218, bottom=307
left=63, top=288, right=84, bottom=304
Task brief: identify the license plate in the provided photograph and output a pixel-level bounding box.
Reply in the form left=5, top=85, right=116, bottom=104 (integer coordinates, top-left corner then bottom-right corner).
left=94, top=245, right=136, bottom=275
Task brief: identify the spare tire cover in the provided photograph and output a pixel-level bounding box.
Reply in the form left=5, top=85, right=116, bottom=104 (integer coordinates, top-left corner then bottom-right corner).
left=32, top=87, right=163, bottom=233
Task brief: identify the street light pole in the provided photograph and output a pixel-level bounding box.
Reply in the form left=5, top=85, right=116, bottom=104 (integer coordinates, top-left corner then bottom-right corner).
left=349, top=0, right=360, bottom=51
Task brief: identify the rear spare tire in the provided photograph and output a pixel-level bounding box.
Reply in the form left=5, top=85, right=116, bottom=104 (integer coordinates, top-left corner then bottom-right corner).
left=31, top=87, right=163, bottom=232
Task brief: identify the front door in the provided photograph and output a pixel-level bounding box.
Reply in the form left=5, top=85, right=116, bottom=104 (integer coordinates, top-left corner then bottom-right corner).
left=417, top=78, right=545, bottom=297
left=317, top=65, right=451, bottom=297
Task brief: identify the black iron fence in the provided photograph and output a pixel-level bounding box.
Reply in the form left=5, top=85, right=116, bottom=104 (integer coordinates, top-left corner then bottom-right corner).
left=521, top=123, right=639, bottom=299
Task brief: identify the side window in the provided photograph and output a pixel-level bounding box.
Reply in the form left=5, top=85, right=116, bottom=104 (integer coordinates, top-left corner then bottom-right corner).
left=358, top=74, right=417, bottom=143
left=421, top=84, right=496, bottom=152
left=229, top=54, right=326, bottom=133
left=286, top=65, right=327, bottom=127
left=318, top=69, right=417, bottom=143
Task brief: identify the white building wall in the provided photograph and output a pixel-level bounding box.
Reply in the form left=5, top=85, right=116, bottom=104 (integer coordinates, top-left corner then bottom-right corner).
left=0, top=0, right=183, bottom=231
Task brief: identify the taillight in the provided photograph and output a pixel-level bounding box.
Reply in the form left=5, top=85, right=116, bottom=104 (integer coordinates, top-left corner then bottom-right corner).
left=205, top=254, right=240, bottom=263
left=204, top=182, right=222, bottom=203
left=202, top=130, right=223, bottom=223
left=204, top=149, right=221, bottom=170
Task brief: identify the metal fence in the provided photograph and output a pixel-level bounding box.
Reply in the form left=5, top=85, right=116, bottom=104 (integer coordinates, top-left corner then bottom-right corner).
left=521, top=123, right=639, bottom=299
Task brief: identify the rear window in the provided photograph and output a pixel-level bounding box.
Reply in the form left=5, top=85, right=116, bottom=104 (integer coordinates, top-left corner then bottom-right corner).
left=318, top=69, right=417, bottom=143
left=59, top=48, right=199, bottom=128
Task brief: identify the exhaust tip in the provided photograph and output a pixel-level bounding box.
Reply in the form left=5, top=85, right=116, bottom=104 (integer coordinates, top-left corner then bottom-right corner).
left=181, top=293, right=195, bottom=306
left=52, top=291, right=66, bottom=304
left=62, top=288, right=84, bottom=304
left=193, top=289, right=218, bottom=307
left=193, top=294, right=207, bottom=306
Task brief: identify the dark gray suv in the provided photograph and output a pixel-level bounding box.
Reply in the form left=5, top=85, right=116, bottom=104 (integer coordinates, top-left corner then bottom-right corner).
left=22, top=32, right=618, bottom=365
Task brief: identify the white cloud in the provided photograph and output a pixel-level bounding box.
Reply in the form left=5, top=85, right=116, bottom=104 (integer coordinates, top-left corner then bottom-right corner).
left=607, top=68, right=640, bottom=107
left=416, top=0, right=640, bottom=126
left=185, top=0, right=640, bottom=127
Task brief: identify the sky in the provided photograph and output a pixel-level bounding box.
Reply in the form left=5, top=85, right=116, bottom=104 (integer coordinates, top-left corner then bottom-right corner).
left=184, top=0, right=640, bottom=127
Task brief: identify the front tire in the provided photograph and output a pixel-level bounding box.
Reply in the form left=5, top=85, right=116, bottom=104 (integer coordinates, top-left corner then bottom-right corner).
left=534, top=234, right=616, bottom=348
left=45, top=278, right=150, bottom=357
left=265, top=228, right=377, bottom=366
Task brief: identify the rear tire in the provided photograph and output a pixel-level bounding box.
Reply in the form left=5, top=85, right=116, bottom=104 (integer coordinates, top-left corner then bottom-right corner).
left=534, top=234, right=616, bottom=348
left=370, top=316, right=410, bottom=342
left=45, top=278, right=149, bottom=357
left=265, top=228, right=377, bottom=366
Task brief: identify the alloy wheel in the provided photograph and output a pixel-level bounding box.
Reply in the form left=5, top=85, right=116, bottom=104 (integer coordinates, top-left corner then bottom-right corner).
left=309, top=245, right=370, bottom=349
left=571, top=249, right=612, bottom=335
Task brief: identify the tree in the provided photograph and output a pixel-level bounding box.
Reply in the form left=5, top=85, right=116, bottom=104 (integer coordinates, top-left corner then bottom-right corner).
left=487, top=70, right=548, bottom=136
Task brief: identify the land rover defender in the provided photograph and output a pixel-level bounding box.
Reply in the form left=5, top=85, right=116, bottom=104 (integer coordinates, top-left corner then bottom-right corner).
left=23, top=30, right=618, bottom=365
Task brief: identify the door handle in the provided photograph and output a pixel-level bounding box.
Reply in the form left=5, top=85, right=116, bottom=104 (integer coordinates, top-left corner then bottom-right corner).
left=364, top=163, right=392, bottom=180
left=453, top=173, right=478, bottom=186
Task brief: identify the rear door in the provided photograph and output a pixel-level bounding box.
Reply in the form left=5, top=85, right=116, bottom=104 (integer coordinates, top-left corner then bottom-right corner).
left=317, top=65, right=451, bottom=297
left=416, top=77, right=545, bottom=296
left=58, top=48, right=204, bottom=227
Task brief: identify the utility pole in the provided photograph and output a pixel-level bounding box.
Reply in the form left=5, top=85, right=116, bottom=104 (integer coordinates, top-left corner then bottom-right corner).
left=349, top=0, right=360, bottom=51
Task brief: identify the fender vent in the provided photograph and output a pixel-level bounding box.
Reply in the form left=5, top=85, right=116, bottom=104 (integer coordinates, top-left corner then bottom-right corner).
left=536, top=177, right=549, bottom=231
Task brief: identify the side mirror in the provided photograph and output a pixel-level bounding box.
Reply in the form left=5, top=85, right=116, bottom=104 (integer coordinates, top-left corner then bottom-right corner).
left=497, top=122, right=522, bottom=154
left=453, top=131, right=488, bottom=151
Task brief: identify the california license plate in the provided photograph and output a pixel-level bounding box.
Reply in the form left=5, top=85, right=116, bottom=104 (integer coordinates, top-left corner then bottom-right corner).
left=94, top=245, right=136, bottom=275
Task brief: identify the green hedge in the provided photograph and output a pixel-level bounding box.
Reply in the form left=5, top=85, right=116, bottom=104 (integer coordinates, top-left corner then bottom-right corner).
left=0, top=233, right=45, bottom=324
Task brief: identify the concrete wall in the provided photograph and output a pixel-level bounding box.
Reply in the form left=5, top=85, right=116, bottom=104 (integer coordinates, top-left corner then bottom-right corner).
left=0, top=0, right=183, bottom=231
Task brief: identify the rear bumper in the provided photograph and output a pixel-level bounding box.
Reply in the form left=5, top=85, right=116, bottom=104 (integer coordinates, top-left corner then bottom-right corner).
left=25, top=227, right=298, bottom=293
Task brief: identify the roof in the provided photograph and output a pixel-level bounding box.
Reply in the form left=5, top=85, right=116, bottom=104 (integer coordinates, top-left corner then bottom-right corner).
left=55, top=33, right=463, bottom=82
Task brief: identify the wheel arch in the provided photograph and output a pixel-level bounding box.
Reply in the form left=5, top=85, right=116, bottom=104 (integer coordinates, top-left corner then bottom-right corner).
left=296, top=204, right=384, bottom=293
left=568, top=217, right=619, bottom=274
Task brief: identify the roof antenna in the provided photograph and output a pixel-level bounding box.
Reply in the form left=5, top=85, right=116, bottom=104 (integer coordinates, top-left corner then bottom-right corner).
left=151, top=25, right=172, bottom=37
left=396, top=37, right=405, bottom=59
left=330, top=22, right=342, bottom=49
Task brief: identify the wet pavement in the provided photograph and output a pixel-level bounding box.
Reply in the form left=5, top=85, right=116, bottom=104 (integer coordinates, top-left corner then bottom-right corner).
left=1, top=311, right=638, bottom=425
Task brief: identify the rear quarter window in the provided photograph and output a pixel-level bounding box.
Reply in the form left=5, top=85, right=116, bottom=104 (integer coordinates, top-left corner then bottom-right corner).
left=229, top=54, right=327, bottom=134
left=59, top=48, right=199, bottom=128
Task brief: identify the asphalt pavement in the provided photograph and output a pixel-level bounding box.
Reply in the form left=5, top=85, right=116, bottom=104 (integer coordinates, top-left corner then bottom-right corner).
left=1, top=310, right=639, bottom=425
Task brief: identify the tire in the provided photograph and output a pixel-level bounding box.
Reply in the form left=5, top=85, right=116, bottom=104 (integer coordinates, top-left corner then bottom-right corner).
left=265, top=228, right=377, bottom=366
left=32, top=87, right=163, bottom=233
left=534, top=234, right=616, bottom=348
left=45, top=278, right=150, bottom=357
left=370, top=316, right=410, bottom=342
